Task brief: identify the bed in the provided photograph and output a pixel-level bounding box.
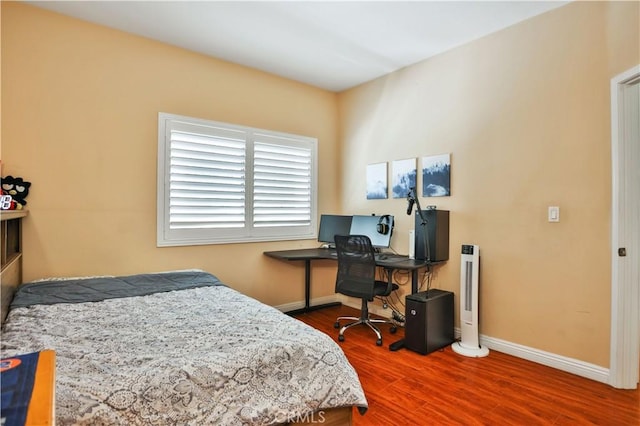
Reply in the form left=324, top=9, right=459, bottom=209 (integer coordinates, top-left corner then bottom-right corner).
left=1, top=270, right=368, bottom=425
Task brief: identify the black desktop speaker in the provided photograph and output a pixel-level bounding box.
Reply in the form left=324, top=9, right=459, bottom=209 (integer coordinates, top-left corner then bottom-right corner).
left=414, top=209, right=449, bottom=262
left=405, top=289, right=454, bottom=355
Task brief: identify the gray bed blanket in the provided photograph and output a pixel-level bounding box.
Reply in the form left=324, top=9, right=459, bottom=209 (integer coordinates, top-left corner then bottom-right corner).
left=2, top=271, right=368, bottom=425
left=10, top=270, right=223, bottom=308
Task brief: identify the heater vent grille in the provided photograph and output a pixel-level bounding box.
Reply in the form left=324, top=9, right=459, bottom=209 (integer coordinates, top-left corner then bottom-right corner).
left=464, top=260, right=473, bottom=312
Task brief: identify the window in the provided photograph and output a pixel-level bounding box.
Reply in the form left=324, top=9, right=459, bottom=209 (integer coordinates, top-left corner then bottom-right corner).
left=157, top=113, right=317, bottom=246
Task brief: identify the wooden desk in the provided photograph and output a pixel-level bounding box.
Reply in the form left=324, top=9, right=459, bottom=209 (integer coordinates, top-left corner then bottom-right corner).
left=264, top=248, right=431, bottom=315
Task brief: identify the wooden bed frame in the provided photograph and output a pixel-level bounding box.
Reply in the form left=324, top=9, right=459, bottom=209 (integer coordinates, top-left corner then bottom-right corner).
left=291, top=406, right=352, bottom=425
left=0, top=210, right=26, bottom=324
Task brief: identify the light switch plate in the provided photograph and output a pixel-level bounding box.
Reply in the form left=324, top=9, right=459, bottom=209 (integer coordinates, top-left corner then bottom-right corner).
left=548, top=206, right=560, bottom=222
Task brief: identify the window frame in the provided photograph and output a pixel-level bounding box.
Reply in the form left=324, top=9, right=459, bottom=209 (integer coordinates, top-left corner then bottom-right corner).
left=157, top=112, right=318, bottom=247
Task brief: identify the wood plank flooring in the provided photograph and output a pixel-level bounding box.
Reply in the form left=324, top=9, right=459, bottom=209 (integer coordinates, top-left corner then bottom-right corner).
left=294, top=305, right=640, bottom=426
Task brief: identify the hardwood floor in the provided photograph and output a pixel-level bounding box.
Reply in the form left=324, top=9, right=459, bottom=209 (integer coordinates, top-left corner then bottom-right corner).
left=294, top=305, right=640, bottom=425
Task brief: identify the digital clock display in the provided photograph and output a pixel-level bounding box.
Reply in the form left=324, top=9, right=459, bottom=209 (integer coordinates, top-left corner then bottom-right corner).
left=0, top=194, right=13, bottom=210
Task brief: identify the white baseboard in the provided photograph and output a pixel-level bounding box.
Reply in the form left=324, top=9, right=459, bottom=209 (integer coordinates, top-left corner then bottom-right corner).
left=454, top=328, right=610, bottom=384
left=276, top=295, right=395, bottom=318
left=277, top=296, right=610, bottom=385
left=274, top=295, right=340, bottom=313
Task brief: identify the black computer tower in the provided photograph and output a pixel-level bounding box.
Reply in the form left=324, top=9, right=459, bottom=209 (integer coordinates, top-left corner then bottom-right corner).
left=414, top=209, right=449, bottom=262
left=405, top=289, right=454, bottom=355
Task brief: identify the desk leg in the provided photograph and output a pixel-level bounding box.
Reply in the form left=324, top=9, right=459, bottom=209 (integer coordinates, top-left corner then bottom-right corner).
left=390, top=269, right=420, bottom=351
left=285, top=259, right=340, bottom=316
left=304, top=259, right=311, bottom=309
left=411, top=268, right=419, bottom=294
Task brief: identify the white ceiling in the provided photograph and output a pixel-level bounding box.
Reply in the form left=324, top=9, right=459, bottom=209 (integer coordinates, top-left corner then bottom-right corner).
left=28, top=1, right=570, bottom=92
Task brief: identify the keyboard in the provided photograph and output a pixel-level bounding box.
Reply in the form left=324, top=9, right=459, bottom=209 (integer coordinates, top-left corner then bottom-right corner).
left=375, top=253, right=407, bottom=262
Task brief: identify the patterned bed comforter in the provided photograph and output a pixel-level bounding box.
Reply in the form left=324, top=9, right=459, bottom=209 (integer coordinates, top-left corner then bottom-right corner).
left=1, top=271, right=368, bottom=425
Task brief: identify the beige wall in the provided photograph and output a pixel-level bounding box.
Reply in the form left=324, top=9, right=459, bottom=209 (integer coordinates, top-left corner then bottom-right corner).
left=338, top=1, right=639, bottom=367
left=2, top=1, right=638, bottom=368
left=1, top=3, right=340, bottom=305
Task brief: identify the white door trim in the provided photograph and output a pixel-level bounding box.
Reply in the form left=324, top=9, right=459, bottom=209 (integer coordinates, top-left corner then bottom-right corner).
left=610, top=64, right=640, bottom=389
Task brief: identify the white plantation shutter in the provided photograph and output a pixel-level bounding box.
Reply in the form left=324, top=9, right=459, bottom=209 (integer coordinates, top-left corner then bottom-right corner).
left=158, top=113, right=317, bottom=246
left=253, top=135, right=312, bottom=229
left=169, top=123, right=246, bottom=230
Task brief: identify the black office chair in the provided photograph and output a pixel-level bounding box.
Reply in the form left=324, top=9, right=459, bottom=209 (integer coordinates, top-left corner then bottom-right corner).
left=333, top=234, right=398, bottom=346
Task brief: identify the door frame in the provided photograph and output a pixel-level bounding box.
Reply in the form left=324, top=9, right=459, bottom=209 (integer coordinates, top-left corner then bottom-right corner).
left=610, top=64, right=640, bottom=389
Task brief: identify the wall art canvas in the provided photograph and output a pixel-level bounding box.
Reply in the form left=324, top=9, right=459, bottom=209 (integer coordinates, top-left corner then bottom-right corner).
left=391, top=158, right=416, bottom=198
left=366, top=162, right=388, bottom=199
left=422, top=153, right=451, bottom=197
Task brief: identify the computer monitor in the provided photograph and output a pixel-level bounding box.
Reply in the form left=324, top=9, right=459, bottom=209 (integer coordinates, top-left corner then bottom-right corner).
left=318, top=214, right=353, bottom=246
left=349, top=214, right=394, bottom=248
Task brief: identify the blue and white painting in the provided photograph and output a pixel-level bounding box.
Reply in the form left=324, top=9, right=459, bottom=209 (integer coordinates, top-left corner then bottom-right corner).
left=366, top=162, right=388, bottom=199
left=422, top=153, right=451, bottom=197
left=392, top=158, right=416, bottom=199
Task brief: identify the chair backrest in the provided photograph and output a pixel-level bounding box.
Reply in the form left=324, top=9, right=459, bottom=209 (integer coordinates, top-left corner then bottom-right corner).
left=334, top=234, right=377, bottom=299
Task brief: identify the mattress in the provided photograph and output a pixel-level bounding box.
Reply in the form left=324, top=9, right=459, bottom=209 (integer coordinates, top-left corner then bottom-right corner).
left=1, top=270, right=367, bottom=425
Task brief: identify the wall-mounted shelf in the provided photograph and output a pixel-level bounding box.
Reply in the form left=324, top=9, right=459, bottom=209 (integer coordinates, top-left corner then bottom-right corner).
left=1, top=210, right=28, bottom=221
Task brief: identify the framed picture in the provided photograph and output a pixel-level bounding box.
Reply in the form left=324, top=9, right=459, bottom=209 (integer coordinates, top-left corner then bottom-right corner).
left=391, top=158, right=416, bottom=198
left=366, top=162, right=388, bottom=199
left=422, top=153, right=451, bottom=197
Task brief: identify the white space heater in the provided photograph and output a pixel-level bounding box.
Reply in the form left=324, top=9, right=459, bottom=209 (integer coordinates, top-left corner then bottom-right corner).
left=451, top=244, right=489, bottom=357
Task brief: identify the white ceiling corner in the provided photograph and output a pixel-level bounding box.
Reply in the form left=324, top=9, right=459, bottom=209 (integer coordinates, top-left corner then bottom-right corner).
left=26, top=1, right=570, bottom=92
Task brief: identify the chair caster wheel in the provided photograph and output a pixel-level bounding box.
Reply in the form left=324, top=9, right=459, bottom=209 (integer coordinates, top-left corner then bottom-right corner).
left=334, top=322, right=340, bottom=329
left=338, top=335, right=345, bottom=342
left=376, top=339, right=383, bottom=346
left=390, top=326, right=397, bottom=334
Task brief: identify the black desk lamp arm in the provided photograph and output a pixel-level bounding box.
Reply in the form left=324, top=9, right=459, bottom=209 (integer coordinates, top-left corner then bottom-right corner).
left=408, top=187, right=430, bottom=263
left=411, top=188, right=428, bottom=226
